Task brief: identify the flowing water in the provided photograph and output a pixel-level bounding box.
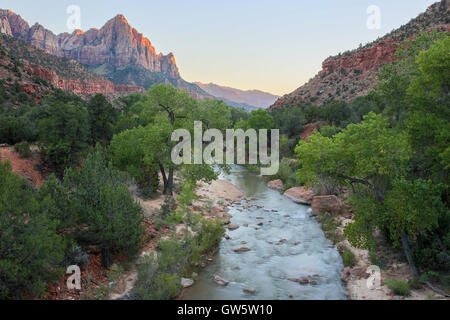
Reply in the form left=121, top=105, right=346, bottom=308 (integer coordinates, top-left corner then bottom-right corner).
left=183, top=166, right=347, bottom=300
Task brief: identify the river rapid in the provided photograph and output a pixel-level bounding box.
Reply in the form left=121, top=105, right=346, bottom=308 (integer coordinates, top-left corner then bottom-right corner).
left=183, top=166, right=347, bottom=300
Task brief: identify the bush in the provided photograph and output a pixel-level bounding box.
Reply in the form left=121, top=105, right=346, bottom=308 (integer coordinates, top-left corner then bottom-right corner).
left=133, top=253, right=182, bottom=300
left=38, top=102, right=90, bottom=174
left=0, top=158, right=64, bottom=299
left=14, top=142, right=32, bottom=158
left=340, top=247, right=356, bottom=267
left=269, top=159, right=297, bottom=188
left=187, top=217, right=225, bottom=266
left=64, top=149, right=145, bottom=264
left=0, top=115, right=33, bottom=145
left=40, top=148, right=145, bottom=267
left=110, top=127, right=159, bottom=195
left=386, top=278, right=411, bottom=296
left=87, top=94, right=117, bottom=145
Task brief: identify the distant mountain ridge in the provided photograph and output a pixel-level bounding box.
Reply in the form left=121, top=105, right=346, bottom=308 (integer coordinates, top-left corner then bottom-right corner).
left=0, top=9, right=211, bottom=99
left=195, top=82, right=279, bottom=110
left=271, top=0, right=450, bottom=110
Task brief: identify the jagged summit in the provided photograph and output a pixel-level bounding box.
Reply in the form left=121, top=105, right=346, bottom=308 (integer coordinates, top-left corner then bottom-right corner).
left=0, top=9, right=183, bottom=84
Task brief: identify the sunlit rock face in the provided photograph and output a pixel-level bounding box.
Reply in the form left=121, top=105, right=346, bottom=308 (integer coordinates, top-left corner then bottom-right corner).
left=0, top=11, right=180, bottom=79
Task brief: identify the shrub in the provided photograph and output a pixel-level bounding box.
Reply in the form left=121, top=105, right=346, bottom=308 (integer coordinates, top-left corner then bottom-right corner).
left=110, top=127, right=159, bottom=195
left=87, top=94, right=117, bottom=145
left=341, top=247, right=356, bottom=267
left=14, top=141, right=32, bottom=158
left=0, top=115, right=33, bottom=145
left=133, top=253, right=182, bottom=300
left=40, top=148, right=146, bottom=267
left=63, top=148, right=145, bottom=265
left=386, top=278, right=411, bottom=296
left=0, top=158, right=64, bottom=299
left=38, top=102, right=89, bottom=174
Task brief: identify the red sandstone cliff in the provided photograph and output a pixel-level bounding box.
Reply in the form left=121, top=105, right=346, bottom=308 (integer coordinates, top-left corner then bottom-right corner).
left=24, top=64, right=145, bottom=96
left=271, top=0, right=450, bottom=110
left=0, top=34, right=144, bottom=102
left=0, top=10, right=179, bottom=79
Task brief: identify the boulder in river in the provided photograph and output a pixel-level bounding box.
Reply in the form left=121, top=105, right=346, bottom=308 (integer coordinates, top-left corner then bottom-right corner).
left=267, top=179, right=284, bottom=191
left=181, top=278, right=194, bottom=288
left=228, top=223, right=240, bottom=231
left=243, top=288, right=257, bottom=295
left=311, top=195, right=343, bottom=215
left=214, top=275, right=229, bottom=286
left=288, top=277, right=310, bottom=285
left=284, top=187, right=315, bottom=205
left=234, top=247, right=251, bottom=253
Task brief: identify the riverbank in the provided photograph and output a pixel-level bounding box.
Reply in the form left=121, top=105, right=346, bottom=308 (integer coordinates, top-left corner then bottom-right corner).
left=182, top=167, right=346, bottom=300
left=108, top=177, right=246, bottom=300
left=279, top=187, right=448, bottom=300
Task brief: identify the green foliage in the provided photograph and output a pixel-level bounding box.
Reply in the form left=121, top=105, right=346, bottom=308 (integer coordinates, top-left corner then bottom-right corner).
left=63, top=148, right=145, bottom=259
left=271, top=106, right=306, bottom=138
left=87, top=94, right=117, bottom=145
left=13, top=141, right=32, bottom=158
left=386, top=278, right=411, bottom=296
left=320, top=102, right=354, bottom=127
left=0, top=115, right=34, bottom=145
left=0, top=158, right=64, bottom=299
left=110, top=126, right=159, bottom=195
left=269, top=158, right=297, bottom=189
left=340, top=247, right=356, bottom=268
left=39, top=148, right=145, bottom=264
left=319, top=125, right=342, bottom=138
left=296, top=112, right=411, bottom=190
left=384, top=179, right=445, bottom=247
left=37, top=174, right=76, bottom=232
left=38, top=102, right=89, bottom=174
left=247, top=109, right=274, bottom=130
left=133, top=253, right=182, bottom=300
left=134, top=215, right=224, bottom=300
left=111, top=84, right=227, bottom=196
left=295, top=33, right=450, bottom=277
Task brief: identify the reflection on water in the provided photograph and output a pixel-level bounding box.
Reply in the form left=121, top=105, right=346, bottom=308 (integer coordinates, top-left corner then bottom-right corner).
left=183, top=166, right=347, bottom=300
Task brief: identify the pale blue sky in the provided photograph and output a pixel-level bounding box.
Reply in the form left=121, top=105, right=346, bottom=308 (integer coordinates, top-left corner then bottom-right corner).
left=1, top=0, right=437, bottom=95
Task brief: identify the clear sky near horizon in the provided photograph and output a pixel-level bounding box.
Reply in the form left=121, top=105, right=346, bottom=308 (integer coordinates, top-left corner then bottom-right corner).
left=1, top=0, right=437, bottom=95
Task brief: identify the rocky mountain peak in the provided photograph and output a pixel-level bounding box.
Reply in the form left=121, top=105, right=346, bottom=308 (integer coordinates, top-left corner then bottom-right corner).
left=0, top=9, right=180, bottom=78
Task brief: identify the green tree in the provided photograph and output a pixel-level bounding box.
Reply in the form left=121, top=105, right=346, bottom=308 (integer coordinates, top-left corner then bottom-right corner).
left=0, top=158, right=64, bottom=299
left=110, top=126, right=159, bottom=195
left=38, top=102, right=89, bottom=175
left=247, top=109, right=274, bottom=130
left=87, top=94, right=117, bottom=145
left=61, top=148, right=145, bottom=267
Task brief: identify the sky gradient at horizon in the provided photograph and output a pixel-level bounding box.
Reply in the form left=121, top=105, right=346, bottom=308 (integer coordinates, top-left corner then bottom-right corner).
left=1, top=0, right=437, bottom=95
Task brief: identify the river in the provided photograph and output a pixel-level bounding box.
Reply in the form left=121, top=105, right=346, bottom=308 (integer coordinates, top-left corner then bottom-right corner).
left=183, top=166, right=347, bottom=300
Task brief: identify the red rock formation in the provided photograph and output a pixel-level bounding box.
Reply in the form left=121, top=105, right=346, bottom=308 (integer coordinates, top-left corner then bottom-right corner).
left=24, top=64, right=145, bottom=96
left=271, top=0, right=450, bottom=110
left=0, top=10, right=180, bottom=78
left=284, top=187, right=315, bottom=205
left=311, top=196, right=343, bottom=216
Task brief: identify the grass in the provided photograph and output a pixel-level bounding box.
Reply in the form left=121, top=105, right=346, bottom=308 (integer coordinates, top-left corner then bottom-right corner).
left=340, top=247, right=356, bottom=267
left=316, top=212, right=343, bottom=244
left=386, top=278, right=411, bottom=296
